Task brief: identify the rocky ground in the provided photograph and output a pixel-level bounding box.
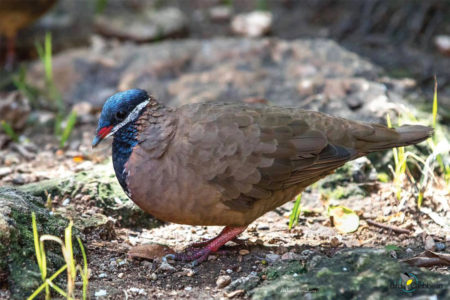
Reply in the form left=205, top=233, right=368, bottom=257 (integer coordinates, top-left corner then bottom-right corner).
left=0, top=36, right=449, bottom=299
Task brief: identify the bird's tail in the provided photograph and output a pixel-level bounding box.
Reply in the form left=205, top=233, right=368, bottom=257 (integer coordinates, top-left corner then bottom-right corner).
left=357, top=124, right=433, bottom=153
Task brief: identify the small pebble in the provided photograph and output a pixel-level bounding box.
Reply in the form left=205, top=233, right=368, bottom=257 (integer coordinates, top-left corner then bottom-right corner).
left=98, top=273, right=107, bottom=278
left=0, top=167, right=12, bottom=177
left=183, top=268, right=195, bottom=277
left=425, top=236, right=435, bottom=251
left=128, top=287, right=147, bottom=295
left=390, top=251, right=397, bottom=259
left=435, top=242, right=446, bottom=251
left=301, top=249, right=314, bottom=256
left=118, top=272, right=124, bottom=278
left=209, top=5, right=231, bottom=21
left=231, top=11, right=272, bottom=37
left=216, top=275, right=232, bottom=288
left=226, top=269, right=233, bottom=274
left=239, top=249, right=250, bottom=256
left=281, top=252, right=302, bottom=261
left=184, top=286, right=192, bottom=291
left=265, top=253, right=280, bottom=263
left=118, top=259, right=127, bottom=266
left=95, top=289, right=107, bottom=297
left=158, top=261, right=175, bottom=272
left=12, top=175, right=25, bottom=185
left=62, top=198, right=71, bottom=206
left=149, top=273, right=157, bottom=280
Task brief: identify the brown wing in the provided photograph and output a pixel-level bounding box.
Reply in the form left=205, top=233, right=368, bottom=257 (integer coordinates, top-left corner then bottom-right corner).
left=172, top=103, right=357, bottom=211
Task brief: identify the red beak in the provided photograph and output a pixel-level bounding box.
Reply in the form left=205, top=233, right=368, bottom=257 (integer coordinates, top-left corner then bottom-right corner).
left=92, top=125, right=113, bottom=147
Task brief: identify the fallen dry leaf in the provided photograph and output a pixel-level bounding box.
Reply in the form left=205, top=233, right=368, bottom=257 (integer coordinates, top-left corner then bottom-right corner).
left=401, top=250, right=450, bottom=267
left=128, top=243, right=175, bottom=260
left=329, top=206, right=359, bottom=233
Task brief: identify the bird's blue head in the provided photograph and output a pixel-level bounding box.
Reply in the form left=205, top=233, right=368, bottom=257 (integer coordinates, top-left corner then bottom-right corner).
left=92, top=89, right=150, bottom=147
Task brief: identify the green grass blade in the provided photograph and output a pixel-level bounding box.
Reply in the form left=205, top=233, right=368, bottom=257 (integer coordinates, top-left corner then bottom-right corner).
left=47, top=280, right=70, bottom=299
left=95, top=0, right=108, bottom=14
left=59, top=111, right=77, bottom=148
left=77, top=237, right=89, bottom=300
left=1, top=121, right=19, bottom=142
left=432, top=77, right=438, bottom=130
left=32, top=213, right=43, bottom=273
left=44, top=32, right=53, bottom=84
left=386, top=114, right=399, bottom=166
left=65, top=221, right=76, bottom=292
left=289, top=194, right=302, bottom=230
left=27, top=264, right=68, bottom=300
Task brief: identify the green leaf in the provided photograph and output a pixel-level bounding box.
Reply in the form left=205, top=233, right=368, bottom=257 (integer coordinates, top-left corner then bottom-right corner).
left=59, top=111, right=77, bottom=148
left=288, top=194, right=302, bottom=230
left=385, top=244, right=400, bottom=251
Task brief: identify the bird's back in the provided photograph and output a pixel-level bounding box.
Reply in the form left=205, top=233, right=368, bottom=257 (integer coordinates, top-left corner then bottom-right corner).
left=125, top=102, right=432, bottom=226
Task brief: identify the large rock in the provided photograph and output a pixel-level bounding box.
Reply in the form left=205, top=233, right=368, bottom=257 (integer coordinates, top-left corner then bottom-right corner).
left=28, top=38, right=418, bottom=124
left=0, top=188, right=70, bottom=299
left=251, top=248, right=449, bottom=299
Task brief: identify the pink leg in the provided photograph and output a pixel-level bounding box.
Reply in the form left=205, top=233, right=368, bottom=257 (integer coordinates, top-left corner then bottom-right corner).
left=165, top=226, right=247, bottom=266
left=188, top=227, right=247, bottom=248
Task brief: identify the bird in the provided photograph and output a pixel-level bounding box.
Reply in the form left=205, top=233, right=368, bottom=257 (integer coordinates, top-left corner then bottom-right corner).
left=0, top=0, right=57, bottom=70
left=93, top=89, right=432, bottom=265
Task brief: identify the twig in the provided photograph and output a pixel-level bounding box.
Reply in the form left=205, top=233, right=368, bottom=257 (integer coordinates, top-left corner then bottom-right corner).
left=366, top=219, right=411, bottom=235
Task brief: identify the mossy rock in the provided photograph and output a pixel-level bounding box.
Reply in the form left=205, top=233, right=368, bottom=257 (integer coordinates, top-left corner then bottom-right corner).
left=20, top=165, right=162, bottom=229
left=0, top=188, right=72, bottom=299
left=252, top=248, right=449, bottom=300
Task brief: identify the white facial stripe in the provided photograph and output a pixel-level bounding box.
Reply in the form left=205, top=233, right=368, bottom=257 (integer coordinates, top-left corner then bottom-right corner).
left=105, top=99, right=149, bottom=139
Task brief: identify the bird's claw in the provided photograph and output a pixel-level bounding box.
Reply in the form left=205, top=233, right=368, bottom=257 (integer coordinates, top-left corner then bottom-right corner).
left=162, top=253, right=176, bottom=263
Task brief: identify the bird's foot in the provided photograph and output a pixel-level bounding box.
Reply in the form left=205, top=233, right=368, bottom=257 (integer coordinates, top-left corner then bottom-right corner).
left=163, top=226, right=247, bottom=266
left=188, top=229, right=247, bottom=248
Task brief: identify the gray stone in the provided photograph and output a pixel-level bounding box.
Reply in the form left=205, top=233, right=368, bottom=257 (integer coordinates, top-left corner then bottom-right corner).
left=226, top=271, right=260, bottom=292
left=216, top=275, right=232, bottom=289
left=265, top=253, right=280, bottom=263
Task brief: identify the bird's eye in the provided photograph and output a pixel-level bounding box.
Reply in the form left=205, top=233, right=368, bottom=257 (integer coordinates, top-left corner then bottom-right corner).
left=115, top=111, right=126, bottom=121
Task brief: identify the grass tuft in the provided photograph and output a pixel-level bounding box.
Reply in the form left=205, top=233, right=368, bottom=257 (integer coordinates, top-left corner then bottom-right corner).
left=28, top=213, right=89, bottom=300
left=35, top=32, right=77, bottom=148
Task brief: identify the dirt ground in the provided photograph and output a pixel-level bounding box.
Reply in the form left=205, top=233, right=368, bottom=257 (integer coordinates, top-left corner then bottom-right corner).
left=0, top=121, right=448, bottom=299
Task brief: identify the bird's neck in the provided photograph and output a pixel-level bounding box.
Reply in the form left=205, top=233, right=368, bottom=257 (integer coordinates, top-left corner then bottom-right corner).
left=111, top=98, right=165, bottom=195
left=112, top=120, right=139, bottom=195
